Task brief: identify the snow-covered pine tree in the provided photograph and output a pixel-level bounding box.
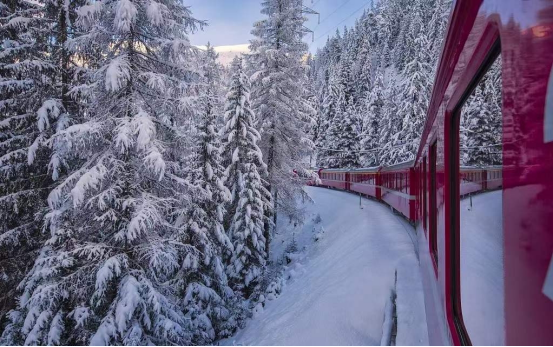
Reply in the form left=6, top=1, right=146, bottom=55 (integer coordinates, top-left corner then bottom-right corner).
left=427, top=0, right=452, bottom=71
left=305, top=54, right=320, bottom=167
left=307, top=0, right=454, bottom=169
left=315, top=84, right=336, bottom=168
left=172, top=43, right=241, bottom=344
left=360, top=71, right=385, bottom=167
left=378, top=83, right=401, bottom=166
left=388, top=2, right=433, bottom=164
left=250, top=0, right=314, bottom=227
left=461, top=58, right=502, bottom=166
left=1, top=1, right=210, bottom=345
left=316, top=56, right=347, bottom=168
left=326, top=97, right=359, bottom=168
left=222, top=57, right=271, bottom=299
left=0, top=0, right=83, bottom=324
left=338, top=26, right=357, bottom=104
left=388, top=1, right=412, bottom=71
left=352, top=9, right=379, bottom=101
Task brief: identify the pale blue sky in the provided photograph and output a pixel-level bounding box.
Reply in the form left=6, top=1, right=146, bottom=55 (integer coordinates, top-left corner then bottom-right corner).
left=187, top=0, right=375, bottom=53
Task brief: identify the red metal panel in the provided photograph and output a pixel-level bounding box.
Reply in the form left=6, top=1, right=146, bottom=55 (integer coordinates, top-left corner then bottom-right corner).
left=376, top=171, right=382, bottom=200
left=501, top=3, right=553, bottom=343
left=417, top=0, right=553, bottom=345
left=350, top=173, right=379, bottom=198
left=380, top=168, right=415, bottom=222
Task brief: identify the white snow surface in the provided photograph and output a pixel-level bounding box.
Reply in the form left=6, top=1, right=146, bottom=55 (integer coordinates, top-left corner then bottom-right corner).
left=222, top=186, right=428, bottom=345
left=460, top=190, right=504, bottom=345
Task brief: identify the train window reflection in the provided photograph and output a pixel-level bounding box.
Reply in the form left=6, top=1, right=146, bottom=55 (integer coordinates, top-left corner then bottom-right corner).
left=458, top=56, right=504, bottom=345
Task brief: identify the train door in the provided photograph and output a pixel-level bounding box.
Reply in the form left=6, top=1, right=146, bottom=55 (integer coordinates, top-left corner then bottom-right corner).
left=345, top=172, right=351, bottom=191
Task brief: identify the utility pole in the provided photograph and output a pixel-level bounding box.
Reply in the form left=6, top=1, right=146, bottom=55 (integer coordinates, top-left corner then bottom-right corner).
left=302, top=3, right=320, bottom=42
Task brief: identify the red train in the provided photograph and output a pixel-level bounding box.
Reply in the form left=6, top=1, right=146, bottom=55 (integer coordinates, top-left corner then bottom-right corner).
left=315, top=0, right=553, bottom=344
left=317, top=164, right=501, bottom=224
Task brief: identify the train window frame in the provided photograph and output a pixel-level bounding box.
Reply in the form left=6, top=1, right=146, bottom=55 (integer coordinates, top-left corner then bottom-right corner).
left=429, top=141, right=438, bottom=269
left=448, top=39, right=502, bottom=346
left=423, top=156, right=428, bottom=232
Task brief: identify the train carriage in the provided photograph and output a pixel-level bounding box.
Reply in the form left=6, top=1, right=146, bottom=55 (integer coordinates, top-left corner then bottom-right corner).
left=380, top=161, right=417, bottom=222
left=459, top=167, right=485, bottom=196
left=318, top=168, right=349, bottom=191
left=349, top=167, right=381, bottom=200
left=415, top=0, right=553, bottom=344
left=312, top=0, right=553, bottom=344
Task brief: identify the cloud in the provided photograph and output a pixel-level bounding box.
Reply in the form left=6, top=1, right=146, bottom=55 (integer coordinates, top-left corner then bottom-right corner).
left=196, top=44, right=250, bottom=66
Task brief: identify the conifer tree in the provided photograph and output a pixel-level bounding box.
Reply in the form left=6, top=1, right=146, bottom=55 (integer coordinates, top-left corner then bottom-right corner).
left=222, top=57, right=271, bottom=298
left=360, top=71, right=385, bottom=166
left=1, top=1, right=208, bottom=344
left=0, top=0, right=83, bottom=323
left=387, top=3, right=432, bottom=164
left=249, top=0, right=314, bottom=228
left=309, top=0, right=454, bottom=169
left=461, top=58, right=502, bottom=166
left=174, top=43, right=239, bottom=344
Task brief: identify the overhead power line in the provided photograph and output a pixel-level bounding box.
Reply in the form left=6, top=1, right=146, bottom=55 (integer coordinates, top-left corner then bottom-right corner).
left=315, top=0, right=353, bottom=29
left=310, top=0, right=373, bottom=48
left=315, top=141, right=418, bottom=154
left=315, top=142, right=503, bottom=154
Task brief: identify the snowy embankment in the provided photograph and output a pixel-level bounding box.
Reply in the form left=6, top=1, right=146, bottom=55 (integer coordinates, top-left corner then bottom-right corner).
left=222, top=186, right=428, bottom=345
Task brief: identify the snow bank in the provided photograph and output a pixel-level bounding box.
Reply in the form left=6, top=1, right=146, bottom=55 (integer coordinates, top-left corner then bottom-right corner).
left=395, top=254, right=428, bottom=345
left=460, top=190, right=504, bottom=345
left=222, top=186, right=428, bottom=345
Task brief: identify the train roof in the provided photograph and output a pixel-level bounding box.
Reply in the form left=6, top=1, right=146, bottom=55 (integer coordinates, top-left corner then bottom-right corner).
left=380, top=160, right=415, bottom=171
left=320, top=166, right=381, bottom=173
left=319, top=168, right=351, bottom=172
left=348, top=166, right=381, bottom=173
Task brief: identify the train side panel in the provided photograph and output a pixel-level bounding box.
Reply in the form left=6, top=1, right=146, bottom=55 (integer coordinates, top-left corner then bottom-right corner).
left=415, top=0, right=553, bottom=345
left=380, top=167, right=415, bottom=222
left=349, top=172, right=380, bottom=199
left=319, top=171, right=348, bottom=190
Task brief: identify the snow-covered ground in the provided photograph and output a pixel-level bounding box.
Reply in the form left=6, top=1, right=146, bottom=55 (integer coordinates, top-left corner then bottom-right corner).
left=460, top=190, right=504, bottom=345
left=222, top=186, right=428, bottom=346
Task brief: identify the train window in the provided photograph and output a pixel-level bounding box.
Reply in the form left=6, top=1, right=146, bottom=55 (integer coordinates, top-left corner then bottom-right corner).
left=456, top=54, right=504, bottom=345
left=429, top=141, right=438, bottom=266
